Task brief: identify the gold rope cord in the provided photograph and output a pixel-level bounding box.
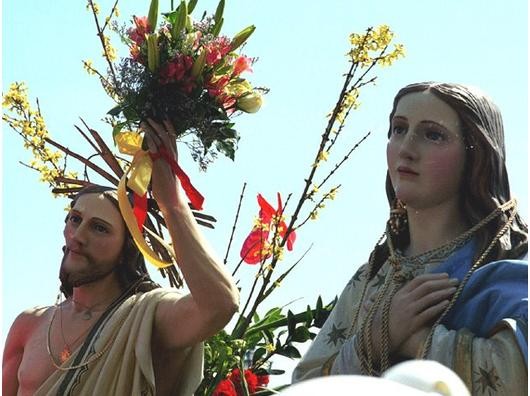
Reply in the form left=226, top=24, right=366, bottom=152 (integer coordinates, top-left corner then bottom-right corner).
left=350, top=199, right=516, bottom=375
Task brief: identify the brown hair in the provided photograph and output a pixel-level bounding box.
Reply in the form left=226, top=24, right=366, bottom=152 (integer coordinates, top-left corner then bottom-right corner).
left=372, top=82, right=527, bottom=276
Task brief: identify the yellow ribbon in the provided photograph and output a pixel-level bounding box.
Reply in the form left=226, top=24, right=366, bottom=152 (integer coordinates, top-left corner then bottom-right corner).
left=115, top=131, right=144, bottom=156
left=116, top=132, right=173, bottom=269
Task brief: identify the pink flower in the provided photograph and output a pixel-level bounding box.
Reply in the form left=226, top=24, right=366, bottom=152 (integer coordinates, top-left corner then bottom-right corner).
left=240, top=193, right=296, bottom=264
left=128, top=16, right=151, bottom=46
left=232, top=56, right=253, bottom=76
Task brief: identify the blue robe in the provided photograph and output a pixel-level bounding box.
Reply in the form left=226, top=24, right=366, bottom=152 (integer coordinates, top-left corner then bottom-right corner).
left=430, top=240, right=528, bottom=363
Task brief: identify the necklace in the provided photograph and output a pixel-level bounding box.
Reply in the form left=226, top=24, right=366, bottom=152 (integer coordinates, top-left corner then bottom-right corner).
left=46, top=279, right=143, bottom=371
left=58, top=302, right=94, bottom=363
left=71, top=295, right=116, bottom=320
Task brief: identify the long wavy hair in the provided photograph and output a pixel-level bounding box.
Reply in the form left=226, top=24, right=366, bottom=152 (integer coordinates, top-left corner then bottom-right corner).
left=370, top=82, right=527, bottom=276
left=60, top=185, right=159, bottom=297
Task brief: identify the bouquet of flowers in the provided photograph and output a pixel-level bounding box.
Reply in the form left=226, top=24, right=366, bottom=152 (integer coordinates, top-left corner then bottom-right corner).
left=109, top=0, right=264, bottom=169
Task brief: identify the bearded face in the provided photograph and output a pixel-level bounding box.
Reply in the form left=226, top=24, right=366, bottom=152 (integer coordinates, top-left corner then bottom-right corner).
left=60, top=193, right=126, bottom=290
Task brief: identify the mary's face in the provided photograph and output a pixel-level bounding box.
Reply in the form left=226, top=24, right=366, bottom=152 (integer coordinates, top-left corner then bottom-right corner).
left=386, top=91, right=466, bottom=210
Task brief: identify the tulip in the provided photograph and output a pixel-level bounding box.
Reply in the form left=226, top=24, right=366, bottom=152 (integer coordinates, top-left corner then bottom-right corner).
left=237, top=92, right=262, bottom=113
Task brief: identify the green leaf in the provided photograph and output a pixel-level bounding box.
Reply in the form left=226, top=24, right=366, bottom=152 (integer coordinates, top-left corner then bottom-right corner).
left=215, top=139, right=236, bottom=160
left=252, top=347, right=266, bottom=364
left=292, top=326, right=311, bottom=343
left=287, top=310, right=296, bottom=335
left=164, top=10, right=178, bottom=25
left=107, top=104, right=123, bottom=116
left=305, top=305, right=313, bottom=327
left=277, top=345, right=301, bottom=359
left=263, top=307, right=283, bottom=320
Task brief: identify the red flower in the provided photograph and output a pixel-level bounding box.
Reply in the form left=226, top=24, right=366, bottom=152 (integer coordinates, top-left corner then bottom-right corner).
left=240, top=193, right=296, bottom=264
left=256, top=374, right=270, bottom=387
left=228, top=369, right=259, bottom=395
left=213, top=379, right=237, bottom=396
left=232, top=55, right=253, bottom=76
left=128, top=16, right=151, bottom=46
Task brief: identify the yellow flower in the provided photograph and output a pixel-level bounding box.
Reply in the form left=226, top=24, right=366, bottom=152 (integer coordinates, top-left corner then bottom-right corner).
left=328, top=187, right=338, bottom=200
left=102, top=35, right=117, bottom=62
left=317, top=150, right=329, bottom=162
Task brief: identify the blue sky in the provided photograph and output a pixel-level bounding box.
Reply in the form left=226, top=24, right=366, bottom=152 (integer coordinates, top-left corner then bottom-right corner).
left=2, top=0, right=528, bottom=386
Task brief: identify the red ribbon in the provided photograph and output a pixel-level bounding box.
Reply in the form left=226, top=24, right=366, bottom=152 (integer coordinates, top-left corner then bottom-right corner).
left=132, top=192, right=148, bottom=231
left=149, top=147, right=205, bottom=210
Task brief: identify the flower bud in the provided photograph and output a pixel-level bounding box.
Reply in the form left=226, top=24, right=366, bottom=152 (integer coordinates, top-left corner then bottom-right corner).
left=147, top=33, right=160, bottom=72
left=147, top=0, right=158, bottom=31
left=237, top=92, right=262, bottom=113
left=230, top=25, right=255, bottom=51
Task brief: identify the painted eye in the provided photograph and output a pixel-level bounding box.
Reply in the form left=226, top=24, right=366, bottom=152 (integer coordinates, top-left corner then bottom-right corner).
left=68, top=214, right=82, bottom=224
left=392, top=125, right=406, bottom=135
left=425, top=129, right=445, bottom=142
left=93, top=223, right=109, bottom=234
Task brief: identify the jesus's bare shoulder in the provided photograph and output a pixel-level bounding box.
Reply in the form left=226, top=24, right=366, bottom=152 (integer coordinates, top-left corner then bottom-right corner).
left=2, top=306, right=55, bottom=396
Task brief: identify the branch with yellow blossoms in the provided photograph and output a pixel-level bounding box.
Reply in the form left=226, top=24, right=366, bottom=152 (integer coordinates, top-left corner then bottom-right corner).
left=2, top=82, right=79, bottom=193
left=197, top=25, right=405, bottom=395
